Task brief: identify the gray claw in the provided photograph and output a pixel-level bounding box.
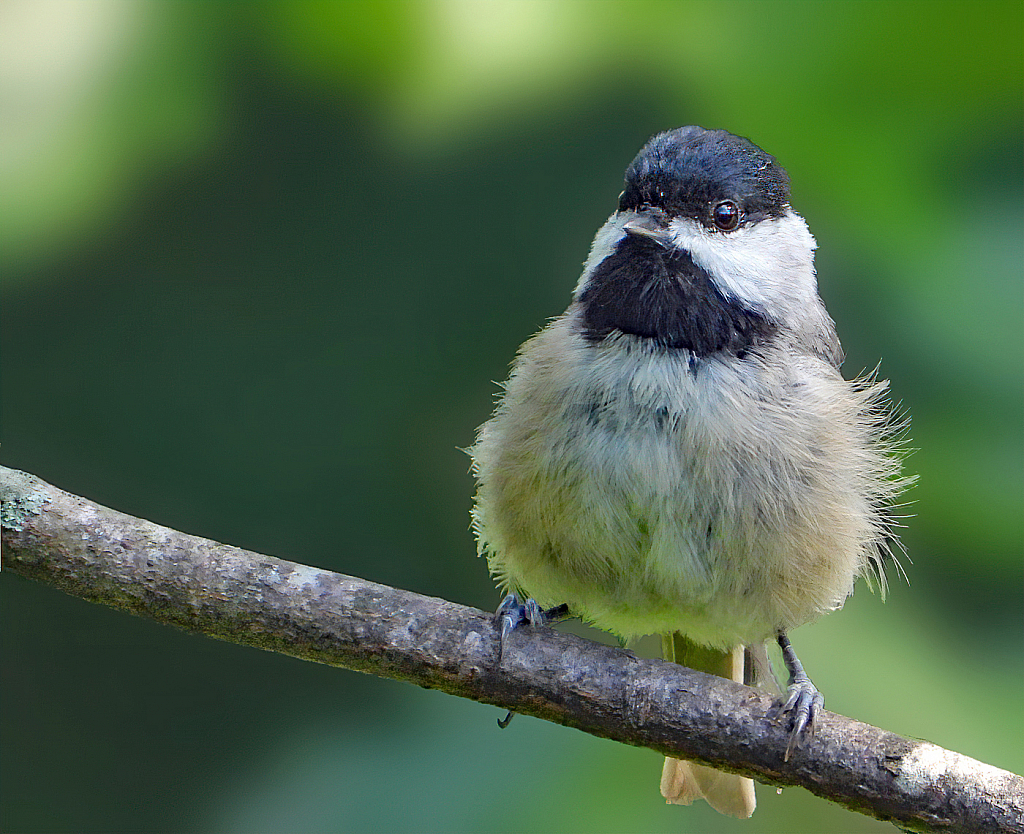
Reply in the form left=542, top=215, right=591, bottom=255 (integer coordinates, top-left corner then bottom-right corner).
left=493, top=594, right=569, bottom=728
left=496, top=594, right=534, bottom=649
left=770, top=632, right=825, bottom=761
left=495, top=594, right=555, bottom=661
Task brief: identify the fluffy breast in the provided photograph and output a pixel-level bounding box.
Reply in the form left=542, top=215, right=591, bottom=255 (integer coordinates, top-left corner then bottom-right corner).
left=470, top=317, right=895, bottom=646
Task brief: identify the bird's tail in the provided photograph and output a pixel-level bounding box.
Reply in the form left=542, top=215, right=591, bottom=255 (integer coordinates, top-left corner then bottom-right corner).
left=659, top=633, right=756, bottom=818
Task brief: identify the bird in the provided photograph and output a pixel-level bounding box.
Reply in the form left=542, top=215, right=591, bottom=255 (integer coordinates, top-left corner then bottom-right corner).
left=469, top=126, right=910, bottom=817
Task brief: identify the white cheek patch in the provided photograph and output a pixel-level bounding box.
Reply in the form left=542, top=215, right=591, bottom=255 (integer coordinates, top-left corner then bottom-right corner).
left=575, top=213, right=629, bottom=296
left=667, top=212, right=819, bottom=318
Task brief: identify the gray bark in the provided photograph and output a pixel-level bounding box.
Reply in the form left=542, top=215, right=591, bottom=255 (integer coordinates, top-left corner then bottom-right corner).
left=2, top=465, right=1021, bottom=833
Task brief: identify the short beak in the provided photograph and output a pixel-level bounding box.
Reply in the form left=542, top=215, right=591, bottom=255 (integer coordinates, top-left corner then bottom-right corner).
left=622, top=212, right=672, bottom=246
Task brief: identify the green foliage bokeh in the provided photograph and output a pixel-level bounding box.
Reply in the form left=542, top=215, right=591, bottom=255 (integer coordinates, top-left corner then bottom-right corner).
left=2, top=2, right=1021, bottom=833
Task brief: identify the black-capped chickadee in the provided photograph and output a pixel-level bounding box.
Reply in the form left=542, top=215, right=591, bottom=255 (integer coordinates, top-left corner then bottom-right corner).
left=469, top=126, right=909, bottom=818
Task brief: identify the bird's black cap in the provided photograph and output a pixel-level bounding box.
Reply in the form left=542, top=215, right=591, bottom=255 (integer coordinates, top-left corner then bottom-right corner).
left=618, top=127, right=791, bottom=225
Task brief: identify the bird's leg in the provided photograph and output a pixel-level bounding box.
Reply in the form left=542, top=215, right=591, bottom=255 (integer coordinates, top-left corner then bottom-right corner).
left=767, top=631, right=824, bottom=761
left=493, top=594, right=569, bottom=728
left=495, top=593, right=569, bottom=659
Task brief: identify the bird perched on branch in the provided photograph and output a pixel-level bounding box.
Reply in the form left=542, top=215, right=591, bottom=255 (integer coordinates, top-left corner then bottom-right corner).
left=470, top=126, right=910, bottom=817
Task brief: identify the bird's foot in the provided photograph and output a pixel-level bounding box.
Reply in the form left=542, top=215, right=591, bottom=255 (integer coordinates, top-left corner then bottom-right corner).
left=493, top=594, right=569, bottom=729
left=767, top=632, right=824, bottom=761
left=768, top=673, right=824, bottom=761
left=494, top=594, right=568, bottom=657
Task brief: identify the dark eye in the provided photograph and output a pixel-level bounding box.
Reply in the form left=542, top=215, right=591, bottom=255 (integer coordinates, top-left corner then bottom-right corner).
left=712, top=201, right=740, bottom=231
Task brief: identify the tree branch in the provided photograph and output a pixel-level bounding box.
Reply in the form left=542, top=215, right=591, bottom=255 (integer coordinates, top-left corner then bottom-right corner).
left=2, top=465, right=1021, bottom=833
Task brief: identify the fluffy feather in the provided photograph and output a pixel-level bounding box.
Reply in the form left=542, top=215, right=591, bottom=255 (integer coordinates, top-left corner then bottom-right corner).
left=468, top=126, right=912, bottom=817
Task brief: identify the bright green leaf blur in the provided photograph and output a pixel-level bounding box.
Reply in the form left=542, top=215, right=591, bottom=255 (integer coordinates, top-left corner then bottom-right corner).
left=2, top=2, right=1021, bottom=833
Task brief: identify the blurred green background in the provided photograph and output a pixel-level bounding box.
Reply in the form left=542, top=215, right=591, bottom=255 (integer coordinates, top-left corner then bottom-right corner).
left=2, top=2, right=1021, bottom=832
